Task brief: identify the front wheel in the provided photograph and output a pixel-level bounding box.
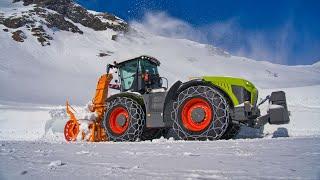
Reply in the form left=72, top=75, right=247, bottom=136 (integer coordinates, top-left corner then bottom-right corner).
left=103, top=96, right=145, bottom=142
left=171, top=85, right=230, bottom=140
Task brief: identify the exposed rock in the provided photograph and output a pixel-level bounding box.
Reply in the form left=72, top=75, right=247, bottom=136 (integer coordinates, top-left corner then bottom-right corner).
left=60, top=5, right=106, bottom=31
left=265, top=69, right=279, bottom=78
left=14, top=0, right=128, bottom=32
left=2, top=17, right=34, bottom=29
left=98, top=13, right=117, bottom=22
left=98, top=53, right=110, bottom=57
left=12, top=30, right=27, bottom=42
left=2, top=0, right=129, bottom=46
left=42, top=13, right=83, bottom=34
left=20, top=170, right=28, bottom=175
left=0, top=14, right=4, bottom=24
left=95, top=13, right=128, bottom=32
left=98, top=50, right=113, bottom=57
left=111, top=34, right=117, bottom=41
left=31, top=26, right=53, bottom=46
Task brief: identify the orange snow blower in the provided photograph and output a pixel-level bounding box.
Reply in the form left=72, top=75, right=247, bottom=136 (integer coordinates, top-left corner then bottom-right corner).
left=64, top=74, right=113, bottom=142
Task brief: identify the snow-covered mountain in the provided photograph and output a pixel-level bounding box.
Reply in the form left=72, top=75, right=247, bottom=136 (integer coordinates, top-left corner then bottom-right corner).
left=1, top=0, right=320, bottom=105
left=0, top=0, right=128, bottom=105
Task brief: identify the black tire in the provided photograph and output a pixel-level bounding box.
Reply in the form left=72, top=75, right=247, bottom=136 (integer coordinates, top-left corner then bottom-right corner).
left=103, top=96, right=145, bottom=142
left=171, top=85, right=230, bottom=140
left=221, top=123, right=241, bottom=140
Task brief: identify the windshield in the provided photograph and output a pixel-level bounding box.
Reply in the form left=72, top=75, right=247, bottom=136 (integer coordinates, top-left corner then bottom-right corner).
left=119, top=60, right=138, bottom=91
left=141, top=59, right=158, bottom=74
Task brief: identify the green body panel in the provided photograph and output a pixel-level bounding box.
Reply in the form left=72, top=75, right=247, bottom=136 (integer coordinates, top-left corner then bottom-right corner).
left=202, top=76, right=258, bottom=106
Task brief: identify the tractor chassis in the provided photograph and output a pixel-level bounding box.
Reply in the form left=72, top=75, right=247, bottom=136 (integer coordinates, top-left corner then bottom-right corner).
left=142, top=90, right=290, bottom=129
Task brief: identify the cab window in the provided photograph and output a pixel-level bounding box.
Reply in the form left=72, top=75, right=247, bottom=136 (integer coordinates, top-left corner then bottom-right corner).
left=141, top=60, right=158, bottom=74
left=119, top=60, right=138, bottom=91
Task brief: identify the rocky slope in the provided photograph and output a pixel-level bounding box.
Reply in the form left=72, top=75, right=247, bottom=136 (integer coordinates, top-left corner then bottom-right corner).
left=0, top=0, right=128, bottom=46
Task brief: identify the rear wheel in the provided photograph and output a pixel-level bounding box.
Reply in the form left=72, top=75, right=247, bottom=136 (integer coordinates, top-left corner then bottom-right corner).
left=104, top=97, right=145, bottom=142
left=171, top=85, right=230, bottom=140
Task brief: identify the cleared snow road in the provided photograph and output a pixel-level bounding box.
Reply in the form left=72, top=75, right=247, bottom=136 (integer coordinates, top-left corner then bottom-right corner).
left=0, top=137, right=319, bottom=180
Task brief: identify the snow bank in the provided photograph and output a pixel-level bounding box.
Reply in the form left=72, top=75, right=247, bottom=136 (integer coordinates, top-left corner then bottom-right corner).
left=260, top=85, right=320, bottom=137
left=0, top=105, right=50, bottom=141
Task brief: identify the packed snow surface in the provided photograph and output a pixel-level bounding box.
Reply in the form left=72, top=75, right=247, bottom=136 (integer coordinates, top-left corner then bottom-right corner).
left=1, top=137, right=319, bottom=179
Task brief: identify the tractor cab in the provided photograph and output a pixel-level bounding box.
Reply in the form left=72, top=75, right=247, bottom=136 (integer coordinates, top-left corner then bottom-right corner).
left=108, top=55, right=167, bottom=94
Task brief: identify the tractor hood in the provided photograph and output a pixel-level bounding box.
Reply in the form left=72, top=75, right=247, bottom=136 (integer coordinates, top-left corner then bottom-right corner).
left=202, top=76, right=258, bottom=106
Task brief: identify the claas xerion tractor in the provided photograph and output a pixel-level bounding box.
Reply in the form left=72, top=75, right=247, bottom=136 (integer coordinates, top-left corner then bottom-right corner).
left=64, top=55, right=290, bottom=142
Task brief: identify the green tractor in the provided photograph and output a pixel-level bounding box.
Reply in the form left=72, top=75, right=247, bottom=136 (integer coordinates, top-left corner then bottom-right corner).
left=101, top=55, right=290, bottom=141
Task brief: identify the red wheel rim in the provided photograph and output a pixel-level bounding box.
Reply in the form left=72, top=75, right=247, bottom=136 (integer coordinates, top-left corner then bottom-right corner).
left=181, top=98, right=213, bottom=132
left=64, top=120, right=79, bottom=141
left=109, top=107, right=129, bottom=134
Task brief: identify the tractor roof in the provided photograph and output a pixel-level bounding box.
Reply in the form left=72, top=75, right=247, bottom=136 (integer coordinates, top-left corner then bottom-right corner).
left=116, top=55, right=160, bottom=67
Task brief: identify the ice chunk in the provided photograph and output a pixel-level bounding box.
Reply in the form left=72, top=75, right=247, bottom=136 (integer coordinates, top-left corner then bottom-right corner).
left=48, top=160, right=65, bottom=167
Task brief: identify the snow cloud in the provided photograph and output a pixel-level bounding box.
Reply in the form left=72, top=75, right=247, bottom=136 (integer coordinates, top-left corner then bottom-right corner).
left=130, top=12, right=206, bottom=42
left=130, top=12, right=295, bottom=64
left=234, top=22, right=295, bottom=65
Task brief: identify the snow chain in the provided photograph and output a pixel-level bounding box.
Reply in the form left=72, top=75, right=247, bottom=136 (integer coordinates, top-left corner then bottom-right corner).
left=104, top=97, right=145, bottom=141
left=172, top=85, right=230, bottom=140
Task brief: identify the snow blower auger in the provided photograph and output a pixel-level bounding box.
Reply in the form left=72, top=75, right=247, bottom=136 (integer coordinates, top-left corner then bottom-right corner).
left=64, top=55, right=290, bottom=142
left=64, top=74, right=113, bottom=142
